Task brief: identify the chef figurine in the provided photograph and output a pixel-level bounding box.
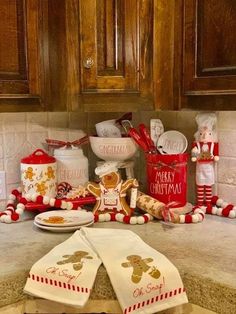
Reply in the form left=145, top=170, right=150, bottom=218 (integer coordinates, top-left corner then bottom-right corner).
left=191, top=113, right=219, bottom=207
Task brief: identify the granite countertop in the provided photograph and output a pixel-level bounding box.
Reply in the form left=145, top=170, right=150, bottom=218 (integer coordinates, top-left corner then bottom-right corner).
left=0, top=215, right=236, bottom=314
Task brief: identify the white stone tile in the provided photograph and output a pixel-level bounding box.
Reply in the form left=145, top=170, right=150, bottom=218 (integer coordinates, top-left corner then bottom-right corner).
left=6, top=183, right=20, bottom=196
left=48, top=112, right=68, bottom=128
left=217, top=157, right=236, bottom=185
left=27, top=131, right=48, bottom=151
left=68, top=129, right=86, bottom=141
left=0, top=200, right=6, bottom=211
left=176, top=111, right=199, bottom=130
left=218, top=111, right=236, bottom=129
left=3, top=133, right=27, bottom=158
left=1, top=113, right=26, bottom=132
left=5, top=158, right=21, bottom=184
left=26, top=112, right=48, bottom=132
left=48, top=128, right=69, bottom=141
left=217, top=183, right=236, bottom=204
left=0, top=159, right=4, bottom=170
left=0, top=134, right=3, bottom=158
left=218, top=129, right=236, bottom=157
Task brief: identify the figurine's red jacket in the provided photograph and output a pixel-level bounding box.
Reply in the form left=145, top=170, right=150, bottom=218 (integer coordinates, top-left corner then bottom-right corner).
left=192, top=141, right=219, bottom=162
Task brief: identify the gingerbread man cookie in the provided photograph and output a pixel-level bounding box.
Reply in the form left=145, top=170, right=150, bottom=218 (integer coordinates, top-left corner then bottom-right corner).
left=45, top=166, right=55, bottom=180
left=121, top=255, right=160, bottom=283
left=36, top=181, right=48, bottom=195
left=57, top=251, right=93, bottom=271
left=24, top=167, right=35, bottom=181
left=86, top=162, right=138, bottom=216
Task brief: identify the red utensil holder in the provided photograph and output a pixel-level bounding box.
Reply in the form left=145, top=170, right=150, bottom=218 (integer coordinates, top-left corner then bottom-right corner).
left=146, top=153, right=188, bottom=207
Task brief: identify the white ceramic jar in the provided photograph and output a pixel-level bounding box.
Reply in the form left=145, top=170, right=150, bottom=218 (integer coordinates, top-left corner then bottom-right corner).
left=54, top=148, right=89, bottom=187
left=21, top=149, right=57, bottom=197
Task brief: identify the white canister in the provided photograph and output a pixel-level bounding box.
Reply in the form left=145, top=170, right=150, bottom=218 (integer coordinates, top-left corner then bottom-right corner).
left=21, top=149, right=57, bottom=197
left=54, top=148, right=88, bottom=187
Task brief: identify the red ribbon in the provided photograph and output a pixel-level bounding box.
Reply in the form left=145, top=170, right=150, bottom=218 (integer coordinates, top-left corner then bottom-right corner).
left=161, top=201, right=180, bottom=222
left=46, top=135, right=89, bottom=148
left=149, top=161, right=187, bottom=172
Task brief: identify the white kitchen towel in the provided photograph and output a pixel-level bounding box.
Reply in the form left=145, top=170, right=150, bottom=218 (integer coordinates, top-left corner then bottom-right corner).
left=24, top=231, right=102, bottom=307
left=81, top=228, right=188, bottom=314
left=24, top=228, right=188, bottom=313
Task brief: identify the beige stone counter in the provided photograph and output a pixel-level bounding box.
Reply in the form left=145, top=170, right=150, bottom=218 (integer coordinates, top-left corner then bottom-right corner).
left=0, top=215, right=236, bottom=313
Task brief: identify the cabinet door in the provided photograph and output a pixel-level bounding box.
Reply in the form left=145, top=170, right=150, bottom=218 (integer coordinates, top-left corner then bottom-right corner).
left=183, top=0, right=236, bottom=95
left=79, top=0, right=139, bottom=93
left=0, top=0, right=42, bottom=103
left=80, top=0, right=153, bottom=103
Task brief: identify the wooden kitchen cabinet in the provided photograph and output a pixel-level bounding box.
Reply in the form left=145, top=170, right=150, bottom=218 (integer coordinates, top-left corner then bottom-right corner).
left=0, top=0, right=67, bottom=112
left=183, top=0, right=236, bottom=96
left=0, top=0, right=44, bottom=111
left=172, top=0, right=236, bottom=110
left=67, top=0, right=154, bottom=111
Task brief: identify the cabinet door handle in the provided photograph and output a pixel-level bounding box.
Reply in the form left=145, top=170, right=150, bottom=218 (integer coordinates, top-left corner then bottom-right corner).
left=83, top=57, right=94, bottom=69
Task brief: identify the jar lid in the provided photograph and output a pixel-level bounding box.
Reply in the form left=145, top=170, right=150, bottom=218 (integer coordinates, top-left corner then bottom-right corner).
left=54, top=147, right=83, bottom=157
left=21, top=149, right=56, bottom=164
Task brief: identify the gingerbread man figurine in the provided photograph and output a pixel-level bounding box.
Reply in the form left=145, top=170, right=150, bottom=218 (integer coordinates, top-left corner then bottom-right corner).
left=121, top=255, right=160, bottom=283
left=86, top=162, right=139, bottom=216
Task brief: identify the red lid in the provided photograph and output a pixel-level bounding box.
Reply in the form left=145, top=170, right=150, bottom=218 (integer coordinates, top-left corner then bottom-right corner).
left=21, top=149, right=56, bottom=164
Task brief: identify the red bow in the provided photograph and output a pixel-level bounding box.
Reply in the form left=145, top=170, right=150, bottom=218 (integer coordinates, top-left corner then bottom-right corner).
left=161, top=202, right=180, bottom=222
left=46, top=135, right=89, bottom=148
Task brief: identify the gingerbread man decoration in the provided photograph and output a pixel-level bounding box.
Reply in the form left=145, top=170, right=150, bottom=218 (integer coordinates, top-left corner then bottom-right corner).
left=45, top=166, right=55, bottom=180
left=86, top=162, right=139, bottom=216
left=57, top=251, right=93, bottom=271
left=121, top=255, right=160, bottom=283
left=24, top=167, right=35, bottom=181
left=36, top=181, right=48, bottom=196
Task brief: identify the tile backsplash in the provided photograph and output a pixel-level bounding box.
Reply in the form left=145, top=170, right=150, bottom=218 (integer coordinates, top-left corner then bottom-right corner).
left=0, top=111, right=236, bottom=210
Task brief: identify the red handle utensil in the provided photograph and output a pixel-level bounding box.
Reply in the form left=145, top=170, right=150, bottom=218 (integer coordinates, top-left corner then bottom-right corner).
left=138, top=123, right=157, bottom=153
left=121, top=120, right=149, bottom=152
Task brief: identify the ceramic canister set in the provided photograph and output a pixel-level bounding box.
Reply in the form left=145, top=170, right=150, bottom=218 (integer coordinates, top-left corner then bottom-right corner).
left=21, top=148, right=88, bottom=198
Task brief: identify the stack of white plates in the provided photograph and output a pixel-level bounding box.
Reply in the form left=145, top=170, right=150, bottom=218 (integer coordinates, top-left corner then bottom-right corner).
left=34, top=210, right=94, bottom=232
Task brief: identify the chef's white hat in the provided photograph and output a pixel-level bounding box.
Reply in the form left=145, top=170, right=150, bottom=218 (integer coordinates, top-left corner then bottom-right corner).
left=195, top=113, right=217, bottom=130
left=95, top=161, right=119, bottom=178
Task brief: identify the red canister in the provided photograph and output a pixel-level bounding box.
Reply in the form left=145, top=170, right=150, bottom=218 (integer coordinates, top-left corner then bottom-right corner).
left=146, top=153, right=188, bottom=207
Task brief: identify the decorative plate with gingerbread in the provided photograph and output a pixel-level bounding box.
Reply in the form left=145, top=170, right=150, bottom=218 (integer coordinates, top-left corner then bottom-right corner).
left=35, top=210, right=94, bottom=227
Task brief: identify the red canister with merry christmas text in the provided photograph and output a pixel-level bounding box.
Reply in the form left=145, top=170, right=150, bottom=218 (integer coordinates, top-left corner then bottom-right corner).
left=146, top=153, right=188, bottom=207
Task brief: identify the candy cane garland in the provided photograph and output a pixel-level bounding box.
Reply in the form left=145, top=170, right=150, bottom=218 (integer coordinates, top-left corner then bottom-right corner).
left=94, top=212, right=153, bottom=224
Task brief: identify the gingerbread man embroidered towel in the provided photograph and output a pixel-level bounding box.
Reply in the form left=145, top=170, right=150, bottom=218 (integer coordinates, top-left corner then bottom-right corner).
left=24, top=231, right=102, bottom=307
left=24, top=228, right=188, bottom=313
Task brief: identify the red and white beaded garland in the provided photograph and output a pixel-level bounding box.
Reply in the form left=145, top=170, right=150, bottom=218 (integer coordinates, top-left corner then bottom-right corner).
left=178, top=206, right=205, bottom=223
left=94, top=212, right=153, bottom=224
left=1, top=188, right=235, bottom=224
left=208, top=196, right=236, bottom=218
left=0, top=187, right=153, bottom=225
left=0, top=188, right=74, bottom=224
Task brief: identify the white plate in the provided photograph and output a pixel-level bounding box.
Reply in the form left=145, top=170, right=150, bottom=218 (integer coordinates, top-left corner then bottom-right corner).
left=34, top=220, right=94, bottom=232
left=157, top=130, right=188, bottom=154
left=35, top=210, right=94, bottom=227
